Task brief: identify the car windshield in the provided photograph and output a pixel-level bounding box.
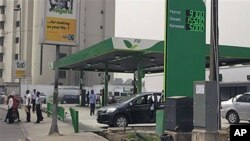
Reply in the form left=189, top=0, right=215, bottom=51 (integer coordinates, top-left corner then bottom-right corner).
left=116, top=94, right=140, bottom=103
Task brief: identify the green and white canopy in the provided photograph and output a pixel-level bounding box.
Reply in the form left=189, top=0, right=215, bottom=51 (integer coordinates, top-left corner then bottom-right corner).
left=54, top=37, right=250, bottom=73
left=54, top=37, right=164, bottom=73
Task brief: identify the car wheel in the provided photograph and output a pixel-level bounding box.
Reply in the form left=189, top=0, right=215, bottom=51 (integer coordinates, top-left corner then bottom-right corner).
left=114, top=115, right=128, bottom=127
left=227, top=111, right=240, bottom=124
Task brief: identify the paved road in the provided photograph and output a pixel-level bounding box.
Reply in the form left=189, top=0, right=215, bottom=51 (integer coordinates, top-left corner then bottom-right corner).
left=0, top=109, right=25, bottom=141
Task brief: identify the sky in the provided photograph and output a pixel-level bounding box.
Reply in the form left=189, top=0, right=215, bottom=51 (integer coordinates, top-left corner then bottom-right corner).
left=114, top=0, right=165, bottom=92
left=114, top=0, right=165, bottom=40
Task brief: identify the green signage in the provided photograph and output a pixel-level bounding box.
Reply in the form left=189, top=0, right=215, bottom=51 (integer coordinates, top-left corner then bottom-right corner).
left=165, top=0, right=206, bottom=98
left=186, top=10, right=205, bottom=32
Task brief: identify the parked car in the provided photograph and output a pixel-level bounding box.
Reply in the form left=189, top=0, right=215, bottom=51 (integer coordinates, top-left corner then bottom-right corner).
left=0, top=92, right=5, bottom=104
left=97, top=92, right=165, bottom=127
left=40, top=93, right=47, bottom=104
left=221, top=92, right=250, bottom=124
left=59, top=94, right=80, bottom=104
left=113, top=92, right=131, bottom=102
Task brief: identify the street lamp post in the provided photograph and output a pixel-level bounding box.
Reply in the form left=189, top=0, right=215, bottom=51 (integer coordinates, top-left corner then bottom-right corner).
left=14, top=7, right=22, bottom=97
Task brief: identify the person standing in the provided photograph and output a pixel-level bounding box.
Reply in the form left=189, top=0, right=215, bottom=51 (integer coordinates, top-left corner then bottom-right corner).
left=35, top=91, right=43, bottom=123
left=31, top=89, right=37, bottom=113
left=89, top=90, right=96, bottom=116
left=13, top=92, right=21, bottom=122
left=86, top=91, right=90, bottom=106
left=25, top=90, right=31, bottom=122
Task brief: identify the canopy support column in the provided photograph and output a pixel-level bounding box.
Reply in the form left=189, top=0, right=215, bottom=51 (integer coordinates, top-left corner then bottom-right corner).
left=80, top=70, right=86, bottom=106
left=104, top=62, right=109, bottom=106
left=137, top=63, right=142, bottom=93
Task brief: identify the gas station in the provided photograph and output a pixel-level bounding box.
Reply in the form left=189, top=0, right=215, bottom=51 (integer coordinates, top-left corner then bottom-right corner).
left=53, top=0, right=250, bottom=140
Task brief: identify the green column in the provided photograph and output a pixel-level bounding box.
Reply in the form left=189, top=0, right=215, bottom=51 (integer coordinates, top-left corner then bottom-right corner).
left=80, top=70, right=85, bottom=106
left=104, top=62, right=109, bottom=106
left=159, top=0, right=206, bottom=135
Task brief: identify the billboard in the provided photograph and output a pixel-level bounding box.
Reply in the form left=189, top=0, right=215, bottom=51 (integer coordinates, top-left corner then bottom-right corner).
left=14, top=60, right=26, bottom=78
left=43, top=0, right=78, bottom=45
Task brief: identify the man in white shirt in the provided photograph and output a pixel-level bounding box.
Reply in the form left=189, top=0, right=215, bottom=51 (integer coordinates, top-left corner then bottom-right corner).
left=31, top=89, right=37, bottom=113
left=4, top=95, right=14, bottom=124
left=25, top=90, right=31, bottom=122
left=35, top=91, right=43, bottom=123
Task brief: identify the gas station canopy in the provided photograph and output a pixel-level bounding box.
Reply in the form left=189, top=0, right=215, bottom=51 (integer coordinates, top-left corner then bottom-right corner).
left=54, top=37, right=250, bottom=73
left=54, top=37, right=164, bottom=73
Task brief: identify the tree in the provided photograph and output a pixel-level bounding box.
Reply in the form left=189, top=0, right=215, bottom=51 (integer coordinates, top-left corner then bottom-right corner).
left=49, top=90, right=59, bottom=135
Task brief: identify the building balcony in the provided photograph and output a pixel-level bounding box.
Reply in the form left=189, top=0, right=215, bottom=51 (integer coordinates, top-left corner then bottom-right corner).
left=0, top=62, right=4, bottom=69
left=0, top=0, right=6, bottom=7
left=0, top=46, right=4, bottom=53
left=0, top=14, right=5, bottom=21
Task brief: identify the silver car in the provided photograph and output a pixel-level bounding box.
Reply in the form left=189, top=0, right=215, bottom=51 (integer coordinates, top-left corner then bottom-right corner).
left=221, top=92, right=250, bottom=124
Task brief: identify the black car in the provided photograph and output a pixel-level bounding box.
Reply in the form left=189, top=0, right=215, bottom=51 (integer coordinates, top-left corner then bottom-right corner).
left=97, top=92, right=165, bottom=127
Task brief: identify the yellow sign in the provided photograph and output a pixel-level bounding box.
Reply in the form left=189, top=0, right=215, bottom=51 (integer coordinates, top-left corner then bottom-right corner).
left=15, top=60, right=26, bottom=78
left=45, top=17, right=76, bottom=43
left=16, top=70, right=25, bottom=78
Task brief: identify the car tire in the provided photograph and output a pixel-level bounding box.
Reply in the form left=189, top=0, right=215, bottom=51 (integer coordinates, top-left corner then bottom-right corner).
left=114, top=115, right=128, bottom=127
left=227, top=111, right=240, bottom=124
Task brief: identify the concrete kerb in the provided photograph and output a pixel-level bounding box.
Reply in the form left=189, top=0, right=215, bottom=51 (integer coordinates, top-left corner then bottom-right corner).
left=0, top=105, right=31, bottom=141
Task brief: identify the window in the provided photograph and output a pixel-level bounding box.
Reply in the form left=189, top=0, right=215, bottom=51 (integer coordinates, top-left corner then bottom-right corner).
left=16, top=5, right=20, bottom=8
left=59, top=53, right=67, bottom=59
left=134, top=95, right=151, bottom=105
left=0, top=53, right=3, bottom=62
left=0, top=37, right=4, bottom=46
left=0, top=7, right=5, bottom=14
left=0, top=22, right=4, bottom=29
left=16, top=37, right=19, bottom=43
left=0, top=69, right=2, bottom=78
left=15, top=54, right=18, bottom=60
left=16, top=21, right=20, bottom=27
left=114, top=92, right=119, bottom=96
left=237, top=95, right=248, bottom=103
left=59, top=71, right=66, bottom=79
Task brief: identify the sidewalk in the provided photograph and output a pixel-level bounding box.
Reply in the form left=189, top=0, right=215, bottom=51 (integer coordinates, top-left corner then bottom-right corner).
left=59, top=104, right=108, bottom=131
left=0, top=104, right=108, bottom=141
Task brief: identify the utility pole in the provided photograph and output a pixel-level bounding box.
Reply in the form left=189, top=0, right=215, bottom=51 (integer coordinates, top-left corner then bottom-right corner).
left=14, top=5, right=22, bottom=97
left=210, top=0, right=220, bottom=129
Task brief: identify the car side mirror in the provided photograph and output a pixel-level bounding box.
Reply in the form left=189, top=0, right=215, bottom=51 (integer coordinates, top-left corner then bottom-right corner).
left=130, top=102, right=133, bottom=106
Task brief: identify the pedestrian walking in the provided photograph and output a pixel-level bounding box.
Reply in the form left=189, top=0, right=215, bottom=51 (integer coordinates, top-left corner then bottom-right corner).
left=89, top=90, right=96, bottom=116
left=25, top=90, right=31, bottom=122
left=31, top=89, right=37, bottom=113
left=35, top=91, right=43, bottom=123
left=13, top=92, right=21, bottom=122
left=4, top=95, right=14, bottom=124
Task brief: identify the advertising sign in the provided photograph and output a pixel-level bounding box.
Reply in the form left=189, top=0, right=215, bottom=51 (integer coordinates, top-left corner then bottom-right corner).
left=112, top=37, right=161, bottom=51
left=165, top=0, right=206, bottom=97
left=43, top=0, right=78, bottom=45
left=15, top=60, right=26, bottom=78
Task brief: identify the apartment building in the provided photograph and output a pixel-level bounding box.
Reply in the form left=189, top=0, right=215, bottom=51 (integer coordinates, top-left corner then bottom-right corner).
left=0, top=0, right=165, bottom=94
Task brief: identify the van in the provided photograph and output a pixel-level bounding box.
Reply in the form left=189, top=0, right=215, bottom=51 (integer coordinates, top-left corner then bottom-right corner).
left=113, top=91, right=131, bottom=102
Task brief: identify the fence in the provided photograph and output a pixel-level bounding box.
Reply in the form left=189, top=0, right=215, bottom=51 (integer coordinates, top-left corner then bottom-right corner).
left=47, top=102, right=65, bottom=121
